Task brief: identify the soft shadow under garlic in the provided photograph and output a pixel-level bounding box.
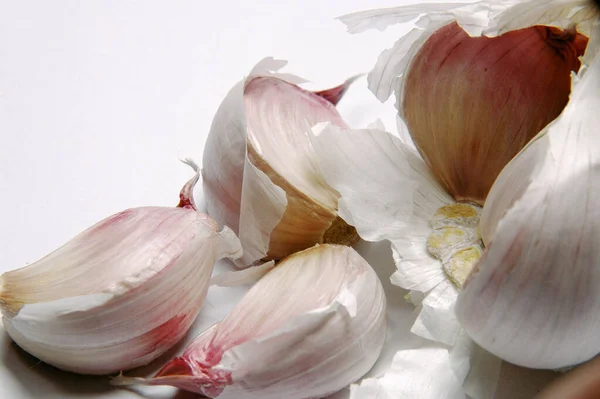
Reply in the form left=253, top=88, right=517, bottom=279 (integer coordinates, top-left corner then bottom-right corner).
left=0, top=330, right=115, bottom=397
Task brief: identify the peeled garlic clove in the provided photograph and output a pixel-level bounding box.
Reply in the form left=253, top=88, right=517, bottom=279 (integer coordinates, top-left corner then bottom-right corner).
left=0, top=162, right=242, bottom=375
left=404, top=22, right=587, bottom=205
left=115, top=244, right=387, bottom=398
left=202, top=58, right=358, bottom=267
left=340, top=2, right=589, bottom=205
left=455, top=35, right=600, bottom=369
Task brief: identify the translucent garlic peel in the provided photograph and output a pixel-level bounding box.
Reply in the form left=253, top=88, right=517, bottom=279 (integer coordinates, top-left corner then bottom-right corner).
left=456, top=29, right=600, bottom=369
left=0, top=185, right=242, bottom=374
left=309, top=124, right=451, bottom=242
left=116, top=244, right=387, bottom=399
left=202, top=58, right=357, bottom=267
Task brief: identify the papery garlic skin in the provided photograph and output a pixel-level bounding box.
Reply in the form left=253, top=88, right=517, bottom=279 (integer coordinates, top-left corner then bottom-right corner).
left=116, top=244, right=387, bottom=399
left=310, top=124, right=501, bottom=398
left=0, top=167, right=242, bottom=375
left=455, top=22, right=600, bottom=369
left=202, top=58, right=357, bottom=267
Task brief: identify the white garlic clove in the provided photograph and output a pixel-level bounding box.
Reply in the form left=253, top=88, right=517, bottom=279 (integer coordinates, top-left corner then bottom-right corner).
left=114, top=244, right=387, bottom=399
left=0, top=162, right=242, bottom=375
left=202, top=58, right=358, bottom=268
left=456, top=33, right=600, bottom=369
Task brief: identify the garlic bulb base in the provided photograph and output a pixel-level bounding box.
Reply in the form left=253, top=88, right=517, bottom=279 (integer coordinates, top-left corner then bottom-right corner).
left=426, top=204, right=483, bottom=289
left=322, top=216, right=360, bottom=247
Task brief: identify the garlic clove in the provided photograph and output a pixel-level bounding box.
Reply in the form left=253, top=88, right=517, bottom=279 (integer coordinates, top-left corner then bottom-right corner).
left=341, top=1, right=592, bottom=206
left=479, top=129, right=550, bottom=244
left=0, top=163, right=242, bottom=375
left=456, top=32, right=600, bottom=369
left=202, top=58, right=358, bottom=267
left=114, top=244, right=387, bottom=399
left=403, top=22, right=587, bottom=205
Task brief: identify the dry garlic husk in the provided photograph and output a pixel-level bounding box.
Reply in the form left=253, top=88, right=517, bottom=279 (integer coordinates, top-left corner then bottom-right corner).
left=202, top=58, right=358, bottom=267
left=310, top=124, right=501, bottom=398
left=341, top=0, right=589, bottom=205
left=115, top=244, right=387, bottom=399
left=455, top=20, right=600, bottom=370
left=0, top=162, right=242, bottom=375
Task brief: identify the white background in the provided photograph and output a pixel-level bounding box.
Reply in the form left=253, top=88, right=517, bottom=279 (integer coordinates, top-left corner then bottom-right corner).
left=0, top=1, right=561, bottom=398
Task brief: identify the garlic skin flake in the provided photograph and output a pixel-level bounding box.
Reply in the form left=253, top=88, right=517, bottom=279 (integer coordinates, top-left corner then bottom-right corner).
left=115, top=244, right=387, bottom=399
left=0, top=164, right=242, bottom=375
left=202, top=58, right=357, bottom=267
left=455, top=22, right=600, bottom=369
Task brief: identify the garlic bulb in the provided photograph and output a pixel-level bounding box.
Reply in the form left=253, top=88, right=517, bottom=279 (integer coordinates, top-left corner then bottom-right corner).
left=202, top=58, right=358, bottom=267
left=455, top=13, right=600, bottom=370
left=114, top=244, right=387, bottom=399
left=333, top=0, right=600, bottom=372
left=0, top=161, right=242, bottom=375
left=341, top=0, right=588, bottom=205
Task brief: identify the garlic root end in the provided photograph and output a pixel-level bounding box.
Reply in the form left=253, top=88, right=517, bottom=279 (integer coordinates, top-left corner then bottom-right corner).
left=323, top=216, right=360, bottom=247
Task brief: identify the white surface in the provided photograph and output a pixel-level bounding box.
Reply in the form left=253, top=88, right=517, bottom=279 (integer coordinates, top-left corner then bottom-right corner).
left=0, top=1, right=559, bottom=398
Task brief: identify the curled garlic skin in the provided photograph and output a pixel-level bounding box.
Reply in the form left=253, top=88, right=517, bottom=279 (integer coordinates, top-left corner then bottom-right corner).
left=0, top=163, right=242, bottom=375
left=115, top=244, right=387, bottom=399
left=202, top=58, right=358, bottom=267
